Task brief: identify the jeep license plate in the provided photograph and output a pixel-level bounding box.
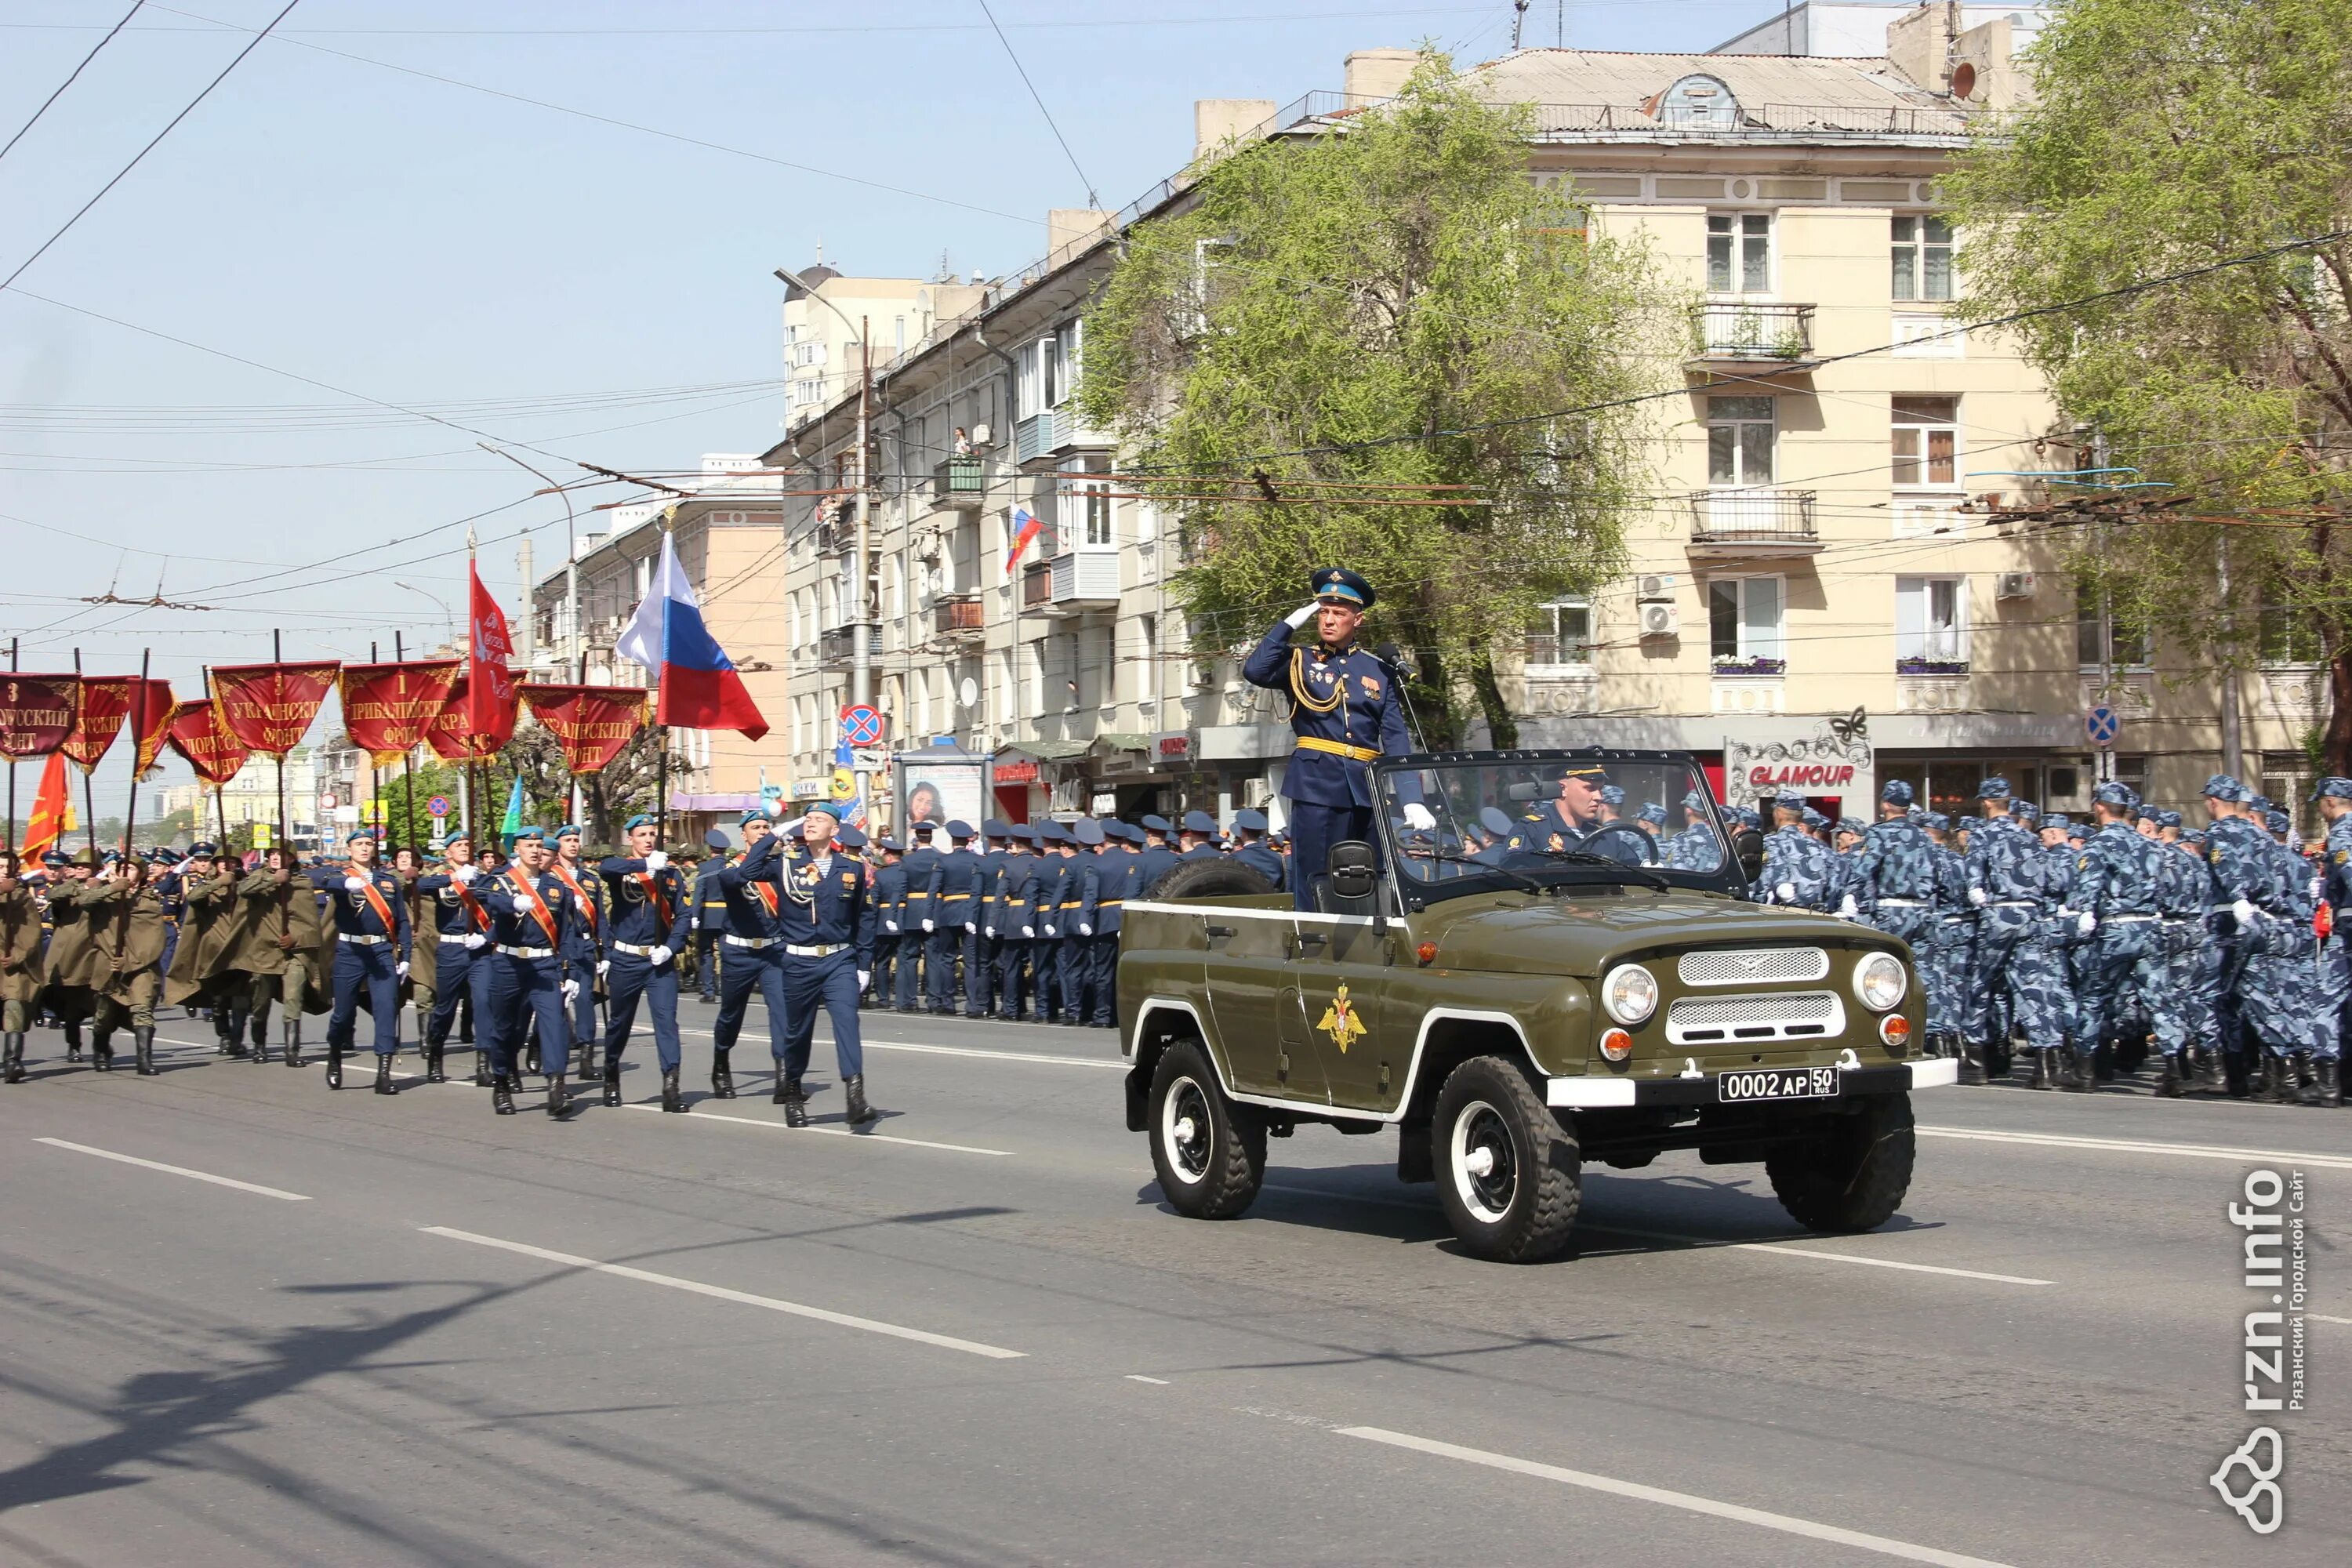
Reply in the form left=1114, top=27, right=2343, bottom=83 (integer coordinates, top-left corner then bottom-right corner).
left=1715, top=1066, right=1839, bottom=1103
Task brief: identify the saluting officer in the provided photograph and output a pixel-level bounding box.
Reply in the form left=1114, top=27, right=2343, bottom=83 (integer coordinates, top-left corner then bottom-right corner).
left=731, top=800, right=879, bottom=1127
left=711, top=811, right=792, bottom=1097
left=309, top=827, right=412, bottom=1095
left=480, top=826, right=579, bottom=1118
left=598, top=813, right=688, bottom=1112
left=415, top=833, right=494, bottom=1084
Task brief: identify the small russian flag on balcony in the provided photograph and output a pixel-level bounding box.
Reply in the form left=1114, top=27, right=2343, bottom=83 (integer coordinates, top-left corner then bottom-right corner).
left=1005, top=505, right=1045, bottom=575
left=615, top=532, right=770, bottom=741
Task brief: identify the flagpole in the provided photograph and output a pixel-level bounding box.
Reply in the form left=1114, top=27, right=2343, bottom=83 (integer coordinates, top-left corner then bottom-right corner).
left=396, top=630, right=420, bottom=851
left=73, top=648, right=96, bottom=857
left=121, top=648, right=150, bottom=855
left=204, top=668, right=230, bottom=853
left=6, top=636, right=17, bottom=851
left=571, top=648, right=585, bottom=824
left=272, top=630, right=287, bottom=854
left=655, top=726, right=669, bottom=850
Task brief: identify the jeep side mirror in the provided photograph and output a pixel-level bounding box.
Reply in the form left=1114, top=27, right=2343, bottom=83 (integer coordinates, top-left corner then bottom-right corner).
left=1733, top=826, right=1766, bottom=884
left=1327, top=840, right=1377, bottom=899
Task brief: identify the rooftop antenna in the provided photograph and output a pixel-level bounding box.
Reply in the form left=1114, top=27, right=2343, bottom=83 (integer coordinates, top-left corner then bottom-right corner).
left=1511, top=0, right=1529, bottom=50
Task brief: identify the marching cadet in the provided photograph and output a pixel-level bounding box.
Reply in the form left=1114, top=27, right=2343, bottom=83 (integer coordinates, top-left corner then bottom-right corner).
left=549, top=825, right=607, bottom=1078
left=994, top=826, right=1040, bottom=1019
left=238, top=844, right=323, bottom=1066
left=1230, top=809, right=1285, bottom=890
left=975, top=821, right=1013, bottom=1017
left=1912, top=812, right=1969, bottom=1048
left=2196, top=775, right=2279, bottom=1095
left=868, top=837, right=906, bottom=1007
left=84, top=853, right=169, bottom=1076
left=479, top=826, right=579, bottom=1118
left=309, top=828, right=412, bottom=1095
left=2061, top=783, right=2167, bottom=1094
left=165, top=846, right=243, bottom=1055
left=1137, top=815, right=1179, bottom=888
left=1177, top=810, right=1221, bottom=861
left=2250, top=802, right=2323, bottom=1103
left=1845, top=781, right=1941, bottom=1029
left=1086, top=821, right=1145, bottom=1029
left=932, top=820, right=981, bottom=1015
left=1751, top=789, right=1836, bottom=909
left=415, top=834, right=493, bottom=1084
left=691, top=846, right=730, bottom=1004
left=895, top=820, right=941, bottom=1011
left=0, top=848, right=40, bottom=1082
left=1060, top=819, right=1104, bottom=1026
left=2136, top=804, right=2202, bottom=1092
left=731, top=799, right=877, bottom=1127
left=1029, top=822, right=1071, bottom=1022
left=598, top=813, right=688, bottom=1112
left=40, top=849, right=98, bottom=1062
left=1955, top=780, right=2039, bottom=1080
left=2309, top=777, right=2352, bottom=1108
left=710, top=811, right=791, bottom=1098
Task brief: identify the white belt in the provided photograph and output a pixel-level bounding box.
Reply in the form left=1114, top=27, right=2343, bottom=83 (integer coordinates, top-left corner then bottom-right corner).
left=1876, top=898, right=1927, bottom=907
left=339, top=933, right=390, bottom=945
left=2107, top=914, right=2158, bottom=923
left=724, top=934, right=777, bottom=949
left=786, top=942, right=848, bottom=957
left=497, top=944, right=554, bottom=958
left=436, top=933, right=475, bottom=945
left=1989, top=899, right=2038, bottom=908
left=612, top=941, right=665, bottom=957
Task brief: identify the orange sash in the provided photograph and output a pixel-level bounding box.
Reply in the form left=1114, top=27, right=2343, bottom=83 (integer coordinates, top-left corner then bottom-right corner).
left=550, top=861, right=599, bottom=935
left=452, top=877, right=492, bottom=931
left=636, top=869, right=675, bottom=937
left=505, top=866, right=559, bottom=947
left=349, top=867, right=397, bottom=936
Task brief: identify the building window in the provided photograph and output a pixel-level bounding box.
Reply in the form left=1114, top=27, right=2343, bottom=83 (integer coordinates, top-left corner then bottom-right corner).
left=2075, top=583, right=2151, bottom=668
left=2258, top=590, right=2322, bottom=663
left=1708, top=576, right=1784, bottom=672
left=1058, top=455, right=1112, bottom=547
left=1895, top=575, right=1969, bottom=670
left=1527, top=597, right=1593, bottom=669
left=1891, top=396, right=1959, bottom=488
left=1051, top=319, right=1082, bottom=407
left=1705, top=396, right=1774, bottom=486
left=1891, top=215, right=1954, bottom=302
left=1017, top=336, right=1055, bottom=420
left=2259, top=752, right=2320, bottom=838
left=1706, top=213, right=1770, bottom=295
left=1138, top=614, right=1157, bottom=702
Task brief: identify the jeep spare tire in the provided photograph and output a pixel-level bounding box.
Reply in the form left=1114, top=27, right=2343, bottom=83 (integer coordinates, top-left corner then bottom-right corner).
left=1431, top=1055, right=1581, bottom=1263
left=1146, top=856, right=1275, bottom=901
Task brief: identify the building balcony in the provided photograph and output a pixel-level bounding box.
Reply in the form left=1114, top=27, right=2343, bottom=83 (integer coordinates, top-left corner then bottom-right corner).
left=1015, top=407, right=1114, bottom=467
left=818, top=623, right=883, bottom=667
left=1686, top=488, right=1821, bottom=559
left=933, top=593, right=985, bottom=641
left=1022, top=550, right=1120, bottom=616
left=1687, top=302, right=1817, bottom=369
left=931, top=455, right=987, bottom=510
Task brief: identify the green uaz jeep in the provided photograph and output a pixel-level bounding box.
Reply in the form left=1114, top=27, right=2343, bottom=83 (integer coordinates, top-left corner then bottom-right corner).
left=1118, top=749, right=1952, bottom=1263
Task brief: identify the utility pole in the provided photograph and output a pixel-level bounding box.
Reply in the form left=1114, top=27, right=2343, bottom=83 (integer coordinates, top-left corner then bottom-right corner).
left=1510, top=0, right=1529, bottom=51
left=2092, top=427, right=2115, bottom=785
left=2216, top=535, right=2243, bottom=779
left=854, top=316, right=876, bottom=816
left=516, top=533, right=535, bottom=672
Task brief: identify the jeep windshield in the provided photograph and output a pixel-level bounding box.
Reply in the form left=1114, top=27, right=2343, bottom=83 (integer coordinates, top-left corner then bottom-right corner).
left=1374, top=753, right=1735, bottom=902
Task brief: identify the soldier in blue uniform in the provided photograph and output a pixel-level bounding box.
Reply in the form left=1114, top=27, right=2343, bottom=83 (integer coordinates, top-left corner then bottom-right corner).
left=731, top=800, right=878, bottom=1127
left=2062, top=783, right=2165, bottom=1092
left=1175, top=810, right=1220, bottom=862
left=1137, top=815, right=1180, bottom=888
left=478, top=826, right=580, bottom=1118
left=868, top=837, right=906, bottom=1007
left=710, top=810, right=790, bottom=1098
left=546, top=825, right=606, bottom=1079
left=895, top=821, right=940, bottom=1011
left=691, top=848, right=730, bottom=1003
left=1025, top=823, right=1068, bottom=1022
left=1241, top=568, right=1427, bottom=910
left=1660, top=791, right=1722, bottom=872
left=931, top=821, right=982, bottom=1015
left=597, top=813, right=688, bottom=1112
left=1750, top=789, right=1836, bottom=909
left=2194, top=775, right=2274, bottom=1094
left=994, top=826, right=1040, bottom=1019
left=1058, top=819, right=1103, bottom=1025
left=975, top=820, right=1013, bottom=1016
left=2245, top=799, right=2322, bottom=1102
left=1086, top=821, right=1144, bottom=1028
left=1955, top=779, right=2039, bottom=1080
left=414, top=833, right=494, bottom=1085
left=1843, top=779, right=1940, bottom=1038
left=1230, top=809, right=1285, bottom=889
left=2308, top=777, right=2352, bottom=1107
left=310, top=828, right=412, bottom=1097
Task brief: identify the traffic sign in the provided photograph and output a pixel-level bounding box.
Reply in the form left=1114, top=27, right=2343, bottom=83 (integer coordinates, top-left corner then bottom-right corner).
left=2085, top=705, right=2121, bottom=747
left=426, top=795, right=452, bottom=818
left=840, top=703, right=884, bottom=747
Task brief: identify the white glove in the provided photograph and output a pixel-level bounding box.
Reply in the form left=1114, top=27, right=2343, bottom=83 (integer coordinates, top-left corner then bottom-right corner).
left=344, top=876, right=367, bottom=893
left=857, top=969, right=871, bottom=990
left=453, top=866, right=477, bottom=884
left=562, top=979, right=579, bottom=1001
left=463, top=932, right=487, bottom=950
left=1403, top=802, right=1436, bottom=830
left=1284, top=601, right=1319, bottom=629
left=395, top=961, right=410, bottom=980
left=2233, top=898, right=2259, bottom=928
left=649, top=945, right=673, bottom=967
left=2077, top=912, right=2096, bottom=936
left=1967, top=886, right=1988, bottom=907
left=1044, top=924, right=1058, bottom=938
left=1079, top=922, right=1093, bottom=936
left=1837, top=895, right=1858, bottom=919
left=964, top=920, right=977, bottom=934
left=597, top=959, right=610, bottom=978
left=884, top=920, right=898, bottom=933
left=922, top=919, right=935, bottom=932
left=1022, top=924, right=1034, bottom=938
left=645, top=851, right=668, bottom=872
left=1776, top=883, right=1796, bottom=903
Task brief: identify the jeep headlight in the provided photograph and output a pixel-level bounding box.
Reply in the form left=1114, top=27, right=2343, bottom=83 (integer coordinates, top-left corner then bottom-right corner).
left=1853, top=952, right=1907, bottom=1012
left=1601, top=963, right=1658, bottom=1025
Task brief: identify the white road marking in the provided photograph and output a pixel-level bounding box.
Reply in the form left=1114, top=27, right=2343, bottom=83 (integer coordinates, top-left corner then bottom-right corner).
left=670, top=1022, right=1120, bottom=1070
left=419, top=1226, right=1025, bottom=1359
left=1125, top=1374, right=1171, bottom=1385
left=1583, top=1224, right=2053, bottom=1287
left=2314, top=1314, right=2352, bottom=1326
left=1920, top=1125, right=2352, bottom=1171
left=34, top=1137, right=310, bottom=1201
left=152, top=1033, right=422, bottom=1078
left=1338, top=1425, right=2016, bottom=1568
left=618, top=1102, right=1011, bottom=1156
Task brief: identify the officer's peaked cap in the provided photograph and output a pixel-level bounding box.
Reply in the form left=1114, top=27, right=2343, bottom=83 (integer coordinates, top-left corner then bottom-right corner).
left=1181, top=809, right=1218, bottom=833
left=1311, top=566, right=1374, bottom=608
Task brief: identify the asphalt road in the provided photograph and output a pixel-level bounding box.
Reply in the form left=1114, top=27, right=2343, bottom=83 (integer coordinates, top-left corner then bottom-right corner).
left=0, top=1004, right=2344, bottom=1566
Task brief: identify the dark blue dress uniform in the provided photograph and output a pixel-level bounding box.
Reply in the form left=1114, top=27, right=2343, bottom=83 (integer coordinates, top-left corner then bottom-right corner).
left=692, top=855, right=730, bottom=1000
left=975, top=821, right=1013, bottom=1015
left=416, top=848, right=495, bottom=1077
left=713, top=815, right=792, bottom=1081
left=895, top=826, right=942, bottom=1011
left=731, top=815, right=879, bottom=1124
left=1240, top=567, right=1414, bottom=910
left=307, top=833, right=413, bottom=1088
left=1177, top=810, right=1221, bottom=862
left=549, top=829, right=605, bottom=1066
left=1086, top=825, right=1145, bottom=1028
left=869, top=840, right=906, bottom=1004
left=478, top=840, right=579, bottom=1093
left=1136, top=815, right=1180, bottom=891
left=598, top=827, right=688, bottom=1097
left=993, top=829, right=1040, bottom=1018
left=931, top=822, right=982, bottom=1013
left=1029, top=826, right=1071, bottom=1022
left=1059, top=820, right=1105, bottom=1023
left=1232, top=808, right=1286, bottom=890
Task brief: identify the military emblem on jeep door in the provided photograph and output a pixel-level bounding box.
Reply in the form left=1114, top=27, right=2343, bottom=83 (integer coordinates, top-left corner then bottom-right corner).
left=1316, top=984, right=1367, bottom=1053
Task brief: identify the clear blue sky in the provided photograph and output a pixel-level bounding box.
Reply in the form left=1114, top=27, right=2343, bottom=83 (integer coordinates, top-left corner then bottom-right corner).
left=0, top=0, right=1813, bottom=813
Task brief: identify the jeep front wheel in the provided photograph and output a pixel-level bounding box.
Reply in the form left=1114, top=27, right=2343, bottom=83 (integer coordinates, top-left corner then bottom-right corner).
left=1149, top=1039, right=1265, bottom=1220
left=1430, top=1056, right=1581, bottom=1263
left=1765, top=1091, right=1915, bottom=1232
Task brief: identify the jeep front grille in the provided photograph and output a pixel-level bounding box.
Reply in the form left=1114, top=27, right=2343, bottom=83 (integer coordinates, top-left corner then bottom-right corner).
left=1664, top=990, right=1845, bottom=1045
left=1676, top=947, right=1831, bottom=987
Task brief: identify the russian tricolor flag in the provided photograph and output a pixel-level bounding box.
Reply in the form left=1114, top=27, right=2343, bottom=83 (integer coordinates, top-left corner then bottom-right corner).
left=615, top=532, right=770, bottom=741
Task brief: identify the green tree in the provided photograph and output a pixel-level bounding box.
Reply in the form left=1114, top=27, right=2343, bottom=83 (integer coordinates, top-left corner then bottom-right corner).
left=470, top=721, right=688, bottom=850
left=1078, top=52, right=1675, bottom=746
left=1941, top=0, right=2352, bottom=763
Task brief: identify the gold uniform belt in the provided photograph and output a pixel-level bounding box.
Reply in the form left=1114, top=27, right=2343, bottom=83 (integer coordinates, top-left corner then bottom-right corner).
left=1295, top=736, right=1378, bottom=763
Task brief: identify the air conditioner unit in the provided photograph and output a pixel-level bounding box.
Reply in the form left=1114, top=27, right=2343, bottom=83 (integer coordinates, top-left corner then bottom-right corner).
left=1996, top=572, right=2037, bottom=601
left=1636, top=572, right=1678, bottom=602
left=970, top=422, right=993, bottom=448
left=1639, top=601, right=1680, bottom=638
left=1242, top=779, right=1272, bottom=808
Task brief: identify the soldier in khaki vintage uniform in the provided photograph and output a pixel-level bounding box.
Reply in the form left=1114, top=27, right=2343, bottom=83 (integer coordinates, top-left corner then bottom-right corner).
left=0, top=848, right=43, bottom=1082
left=235, top=844, right=328, bottom=1066
left=39, top=849, right=102, bottom=1063
left=83, top=854, right=170, bottom=1076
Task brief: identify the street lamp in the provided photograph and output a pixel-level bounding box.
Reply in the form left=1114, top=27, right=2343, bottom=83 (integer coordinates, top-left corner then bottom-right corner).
left=392, top=580, right=456, bottom=650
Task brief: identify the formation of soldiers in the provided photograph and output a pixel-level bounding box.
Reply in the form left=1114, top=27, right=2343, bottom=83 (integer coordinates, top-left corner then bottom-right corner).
left=1750, top=771, right=2348, bottom=1109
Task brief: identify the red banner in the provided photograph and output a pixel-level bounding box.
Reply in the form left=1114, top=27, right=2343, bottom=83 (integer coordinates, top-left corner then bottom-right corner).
left=166, top=699, right=250, bottom=786
left=0, top=673, right=78, bottom=759
left=339, top=659, right=462, bottom=764
left=520, top=684, right=649, bottom=775
left=130, top=676, right=176, bottom=775
left=424, top=674, right=495, bottom=761
left=466, top=561, right=518, bottom=750
left=210, top=660, right=341, bottom=758
left=60, top=676, right=135, bottom=774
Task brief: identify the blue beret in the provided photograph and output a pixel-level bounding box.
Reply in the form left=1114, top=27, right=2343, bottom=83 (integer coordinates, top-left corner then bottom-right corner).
left=1636, top=803, right=1666, bottom=826
left=1976, top=776, right=2011, bottom=800
left=1311, top=565, right=1374, bottom=608
left=556, top=823, right=583, bottom=839
left=1600, top=784, right=1626, bottom=806
left=1140, top=814, right=1172, bottom=834
left=511, top=826, right=546, bottom=844
left=946, top=818, right=974, bottom=839
left=2312, top=777, right=2352, bottom=803
left=802, top=799, right=843, bottom=821
left=1881, top=780, right=1915, bottom=806
left=347, top=827, right=379, bottom=843
left=739, top=809, right=769, bottom=829
left=623, top=813, right=658, bottom=832
left=1073, top=818, right=1105, bottom=847
left=1773, top=789, right=1806, bottom=810
left=2203, top=773, right=2249, bottom=803
left=1181, top=810, right=1218, bottom=833
left=2092, top=781, right=2136, bottom=808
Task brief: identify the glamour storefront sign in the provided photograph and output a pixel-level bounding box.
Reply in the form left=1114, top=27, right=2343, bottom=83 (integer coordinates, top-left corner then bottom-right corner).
left=1725, top=710, right=1875, bottom=804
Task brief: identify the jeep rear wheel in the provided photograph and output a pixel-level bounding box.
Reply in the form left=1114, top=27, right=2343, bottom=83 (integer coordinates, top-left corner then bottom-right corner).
left=1765, top=1091, right=1915, bottom=1232
left=1430, top=1055, right=1581, bottom=1263
left=1149, top=1039, right=1265, bottom=1220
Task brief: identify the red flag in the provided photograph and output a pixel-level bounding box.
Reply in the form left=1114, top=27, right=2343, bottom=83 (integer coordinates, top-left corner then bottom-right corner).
left=211, top=661, right=342, bottom=757
left=425, top=673, right=495, bottom=762
left=339, top=659, right=462, bottom=764
left=130, top=676, right=176, bottom=775
left=0, top=673, right=78, bottom=758
left=166, top=699, right=249, bottom=786
left=20, top=752, right=67, bottom=862
left=60, top=676, right=135, bottom=774
left=466, top=561, right=518, bottom=750
left=519, top=684, right=650, bottom=775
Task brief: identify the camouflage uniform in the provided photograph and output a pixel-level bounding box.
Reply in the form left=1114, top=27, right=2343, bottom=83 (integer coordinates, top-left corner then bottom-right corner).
left=2064, top=790, right=2166, bottom=1087
left=2190, top=778, right=2278, bottom=1087
left=1849, top=786, right=1939, bottom=1005
left=2008, top=819, right=2078, bottom=1080
left=1962, top=804, right=2042, bottom=1067
left=1749, top=791, right=1837, bottom=911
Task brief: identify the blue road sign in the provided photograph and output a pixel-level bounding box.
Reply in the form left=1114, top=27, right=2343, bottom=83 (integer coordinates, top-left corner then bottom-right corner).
left=2085, top=706, right=2120, bottom=746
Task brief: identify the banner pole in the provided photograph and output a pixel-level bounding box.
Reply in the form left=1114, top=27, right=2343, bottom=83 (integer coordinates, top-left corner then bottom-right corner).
left=270, top=630, right=288, bottom=849
left=655, top=726, right=669, bottom=850
left=74, top=648, right=96, bottom=856
left=203, top=670, right=230, bottom=851
left=122, top=648, right=150, bottom=855
left=6, top=636, right=17, bottom=851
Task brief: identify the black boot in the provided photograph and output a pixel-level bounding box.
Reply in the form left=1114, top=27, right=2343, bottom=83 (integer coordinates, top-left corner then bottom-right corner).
left=782, top=1076, right=809, bottom=1128
left=2157, top=1054, right=2186, bottom=1098
left=711, top=1048, right=736, bottom=1099
left=92, top=1031, right=114, bottom=1072
left=2, top=1032, right=23, bottom=1083
left=546, top=1073, right=573, bottom=1119
left=325, top=1038, right=344, bottom=1091
left=134, top=1026, right=158, bottom=1076
left=603, top=1063, right=622, bottom=1108
left=492, top=1073, right=516, bottom=1115
left=2290, top=1051, right=2316, bottom=1106
left=241, top=1011, right=263, bottom=1062
left=661, top=1066, right=684, bottom=1113
left=250, top=1011, right=267, bottom=1051
left=2063, top=1049, right=2096, bottom=1091
left=523, top=1043, right=540, bottom=1076
left=844, top=1074, right=877, bottom=1127
left=424, top=1040, right=447, bottom=1083
left=1958, top=1039, right=1986, bottom=1086
left=214, top=1010, right=235, bottom=1055
left=2028, top=1047, right=2054, bottom=1090
left=64, top=1019, right=82, bottom=1061
left=374, top=1054, right=399, bottom=1096
left=471, top=1045, right=492, bottom=1088
left=283, top=1020, right=303, bottom=1068
left=2318, top=1058, right=2343, bottom=1109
